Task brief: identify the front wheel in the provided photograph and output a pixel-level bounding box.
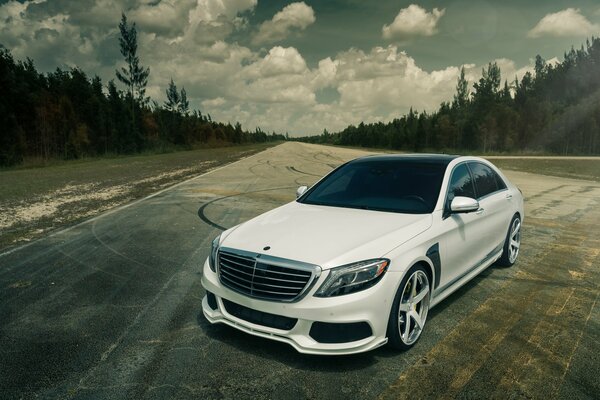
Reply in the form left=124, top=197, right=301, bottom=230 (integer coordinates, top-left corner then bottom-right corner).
left=496, top=214, right=521, bottom=267
left=387, top=265, right=431, bottom=350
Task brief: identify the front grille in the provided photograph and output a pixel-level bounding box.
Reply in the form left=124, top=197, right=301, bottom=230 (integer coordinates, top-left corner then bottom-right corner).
left=218, top=248, right=319, bottom=302
left=222, top=299, right=297, bottom=330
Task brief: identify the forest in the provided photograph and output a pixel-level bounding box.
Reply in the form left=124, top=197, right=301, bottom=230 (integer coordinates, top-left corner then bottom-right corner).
left=2, top=15, right=600, bottom=168
left=298, top=37, right=600, bottom=156
left=0, top=14, right=284, bottom=167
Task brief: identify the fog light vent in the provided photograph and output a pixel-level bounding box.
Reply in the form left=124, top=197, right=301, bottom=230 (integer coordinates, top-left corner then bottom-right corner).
left=309, top=321, right=372, bottom=343
left=206, top=291, right=218, bottom=310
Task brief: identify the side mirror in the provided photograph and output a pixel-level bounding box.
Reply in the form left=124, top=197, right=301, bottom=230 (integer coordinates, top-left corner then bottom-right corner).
left=450, top=196, right=479, bottom=213
left=296, top=186, right=308, bottom=199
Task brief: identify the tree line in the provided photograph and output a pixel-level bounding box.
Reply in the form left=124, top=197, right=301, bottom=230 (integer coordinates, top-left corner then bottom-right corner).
left=297, top=37, right=600, bottom=155
left=0, top=14, right=284, bottom=167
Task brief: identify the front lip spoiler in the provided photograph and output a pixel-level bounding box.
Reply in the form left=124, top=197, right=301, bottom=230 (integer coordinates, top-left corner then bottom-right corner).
left=201, top=295, right=388, bottom=356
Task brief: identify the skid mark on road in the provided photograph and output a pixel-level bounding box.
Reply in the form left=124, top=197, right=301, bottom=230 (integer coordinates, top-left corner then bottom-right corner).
left=525, top=184, right=568, bottom=201
left=197, top=186, right=295, bottom=231
left=91, top=221, right=155, bottom=271
left=286, top=165, right=323, bottom=177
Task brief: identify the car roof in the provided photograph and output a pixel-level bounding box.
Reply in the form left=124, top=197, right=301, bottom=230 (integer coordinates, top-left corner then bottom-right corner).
left=350, top=153, right=460, bottom=165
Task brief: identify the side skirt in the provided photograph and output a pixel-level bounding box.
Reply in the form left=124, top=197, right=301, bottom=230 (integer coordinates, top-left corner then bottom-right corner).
left=430, top=246, right=503, bottom=308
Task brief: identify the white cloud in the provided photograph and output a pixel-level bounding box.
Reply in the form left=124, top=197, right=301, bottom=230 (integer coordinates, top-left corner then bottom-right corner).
left=382, top=4, right=445, bottom=40
left=252, top=2, right=315, bottom=45
left=546, top=57, right=561, bottom=67
left=185, top=0, right=257, bottom=43
left=243, top=46, right=308, bottom=78
left=528, top=8, right=599, bottom=38
left=487, top=58, right=532, bottom=82
left=0, top=0, right=541, bottom=137
left=188, top=0, right=257, bottom=23
left=129, top=0, right=196, bottom=37
left=202, top=97, right=226, bottom=107
left=206, top=45, right=471, bottom=135
left=328, top=46, right=459, bottom=112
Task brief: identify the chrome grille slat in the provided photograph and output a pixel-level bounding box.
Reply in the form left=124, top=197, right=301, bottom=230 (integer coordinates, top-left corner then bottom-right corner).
left=220, top=262, right=254, bottom=278
left=254, top=268, right=311, bottom=278
left=217, top=248, right=320, bottom=302
left=221, top=275, right=253, bottom=291
left=253, top=275, right=306, bottom=285
left=220, top=268, right=253, bottom=284
left=251, top=281, right=304, bottom=290
left=251, top=287, right=301, bottom=296
left=219, top=256, right=255, bottom=270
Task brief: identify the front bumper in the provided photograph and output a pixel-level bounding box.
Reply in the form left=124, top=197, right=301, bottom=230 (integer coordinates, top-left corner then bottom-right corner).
left=201, top=259, right=397, bottom=355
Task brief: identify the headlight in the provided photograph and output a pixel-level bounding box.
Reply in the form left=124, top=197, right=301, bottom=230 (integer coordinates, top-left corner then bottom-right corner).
left=315, top=259, right=389, bottom=297
left=208, top=235, right=220, bottom=272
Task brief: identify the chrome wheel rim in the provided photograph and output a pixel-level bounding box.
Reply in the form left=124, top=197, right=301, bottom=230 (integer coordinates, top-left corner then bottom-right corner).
left=398, top=270, right=430, bottom=345
left=509, top=218, right=521, bottom=263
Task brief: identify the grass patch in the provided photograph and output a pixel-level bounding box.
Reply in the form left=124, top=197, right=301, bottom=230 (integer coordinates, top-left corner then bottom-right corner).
left=0, top=142, right=278, bottom=251
left=489, top=158, right=600, bottom=182
left=309, top=143, right=600, bottom=182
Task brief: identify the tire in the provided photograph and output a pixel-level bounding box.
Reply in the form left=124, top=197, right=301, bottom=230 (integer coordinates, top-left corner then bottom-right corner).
left=496, top=214, right=521, bottom=267
left=387, top=264, right=431, bottom=350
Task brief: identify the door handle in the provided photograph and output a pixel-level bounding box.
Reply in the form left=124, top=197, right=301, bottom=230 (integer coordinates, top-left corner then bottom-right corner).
left=506, top=194, right=513, bottom=199
left=476, top=208, right=485, bottom=215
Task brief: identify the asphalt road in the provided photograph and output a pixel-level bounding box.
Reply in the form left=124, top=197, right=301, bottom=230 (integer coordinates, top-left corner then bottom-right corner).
left=1, top=142, right=599, bottom=399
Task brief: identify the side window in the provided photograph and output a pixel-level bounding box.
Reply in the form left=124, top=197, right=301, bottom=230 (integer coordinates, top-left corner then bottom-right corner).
left=495, top=173, right=507, bottom=190
left=469, top=162, right=499, bottom=198
left=448, top=163, right=475, bottom=200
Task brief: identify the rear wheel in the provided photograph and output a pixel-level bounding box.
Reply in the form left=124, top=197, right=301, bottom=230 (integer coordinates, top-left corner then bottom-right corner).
left=497, top=214, right=521, bottom=267
left=387, top=265, right=430, bottom=350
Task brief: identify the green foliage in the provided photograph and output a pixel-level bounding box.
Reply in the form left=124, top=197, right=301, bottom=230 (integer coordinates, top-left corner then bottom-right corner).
left=116, top=13, right=150, bottom=105
left=297, top=38, right=600, bottom=156
left=0, top=50, right=284, bottom=167
left=0, top=12, right=286, bottom=167
left=164, top=78, right=180, bottom=112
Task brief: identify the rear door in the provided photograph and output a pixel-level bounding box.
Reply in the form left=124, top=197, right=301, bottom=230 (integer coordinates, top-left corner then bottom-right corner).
left=468, top=162, right=510, bottom=256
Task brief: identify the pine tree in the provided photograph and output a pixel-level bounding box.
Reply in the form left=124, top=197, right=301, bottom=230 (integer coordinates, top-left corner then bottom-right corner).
left=164, top=78, right=180, bottom=112
left=116, top=13, right=150, bottom=108
left=179, top=87, right=189, bottom=115
left=452, top=66, right=470, bottom=110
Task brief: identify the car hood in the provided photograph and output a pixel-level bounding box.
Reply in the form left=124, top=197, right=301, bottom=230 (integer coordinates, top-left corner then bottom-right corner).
left=221, top=201, right=432, bottom=269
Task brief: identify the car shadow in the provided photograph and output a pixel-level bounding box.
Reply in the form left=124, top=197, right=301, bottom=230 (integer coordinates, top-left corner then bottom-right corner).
left=196, top=264, right=502, bottom=367
left=428, top=265, right=496, bottom=319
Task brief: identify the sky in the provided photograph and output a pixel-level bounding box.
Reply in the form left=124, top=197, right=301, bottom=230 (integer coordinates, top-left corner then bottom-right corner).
left=1, top=1, right=600, bottom=136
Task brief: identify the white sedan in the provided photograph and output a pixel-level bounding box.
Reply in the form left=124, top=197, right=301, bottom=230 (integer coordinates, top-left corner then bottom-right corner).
left=201, top=155, right=524, bottom=355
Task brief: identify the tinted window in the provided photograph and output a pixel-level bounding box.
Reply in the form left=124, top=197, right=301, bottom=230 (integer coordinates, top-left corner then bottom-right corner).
left=469, top=162, right=500, bottom=198
left=448, top=163, right=475, bottom=200
left=299, top=160, right=447, bottom=214
left=495, top=173, right=507, bottom=190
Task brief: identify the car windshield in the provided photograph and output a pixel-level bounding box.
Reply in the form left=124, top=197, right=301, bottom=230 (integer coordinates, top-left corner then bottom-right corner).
left=299, top=158, right=447, bottom=214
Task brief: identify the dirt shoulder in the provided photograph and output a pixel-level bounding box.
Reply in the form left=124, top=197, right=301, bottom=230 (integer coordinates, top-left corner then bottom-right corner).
left=0, top=143, right=277, bottom=252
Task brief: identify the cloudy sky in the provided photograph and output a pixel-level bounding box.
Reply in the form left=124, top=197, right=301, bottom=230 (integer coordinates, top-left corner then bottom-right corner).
left=1, top=0, right=599, bottom=136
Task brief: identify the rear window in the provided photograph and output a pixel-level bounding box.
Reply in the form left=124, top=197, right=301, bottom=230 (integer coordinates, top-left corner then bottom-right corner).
left=469, top=162, right=504, bottom=198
